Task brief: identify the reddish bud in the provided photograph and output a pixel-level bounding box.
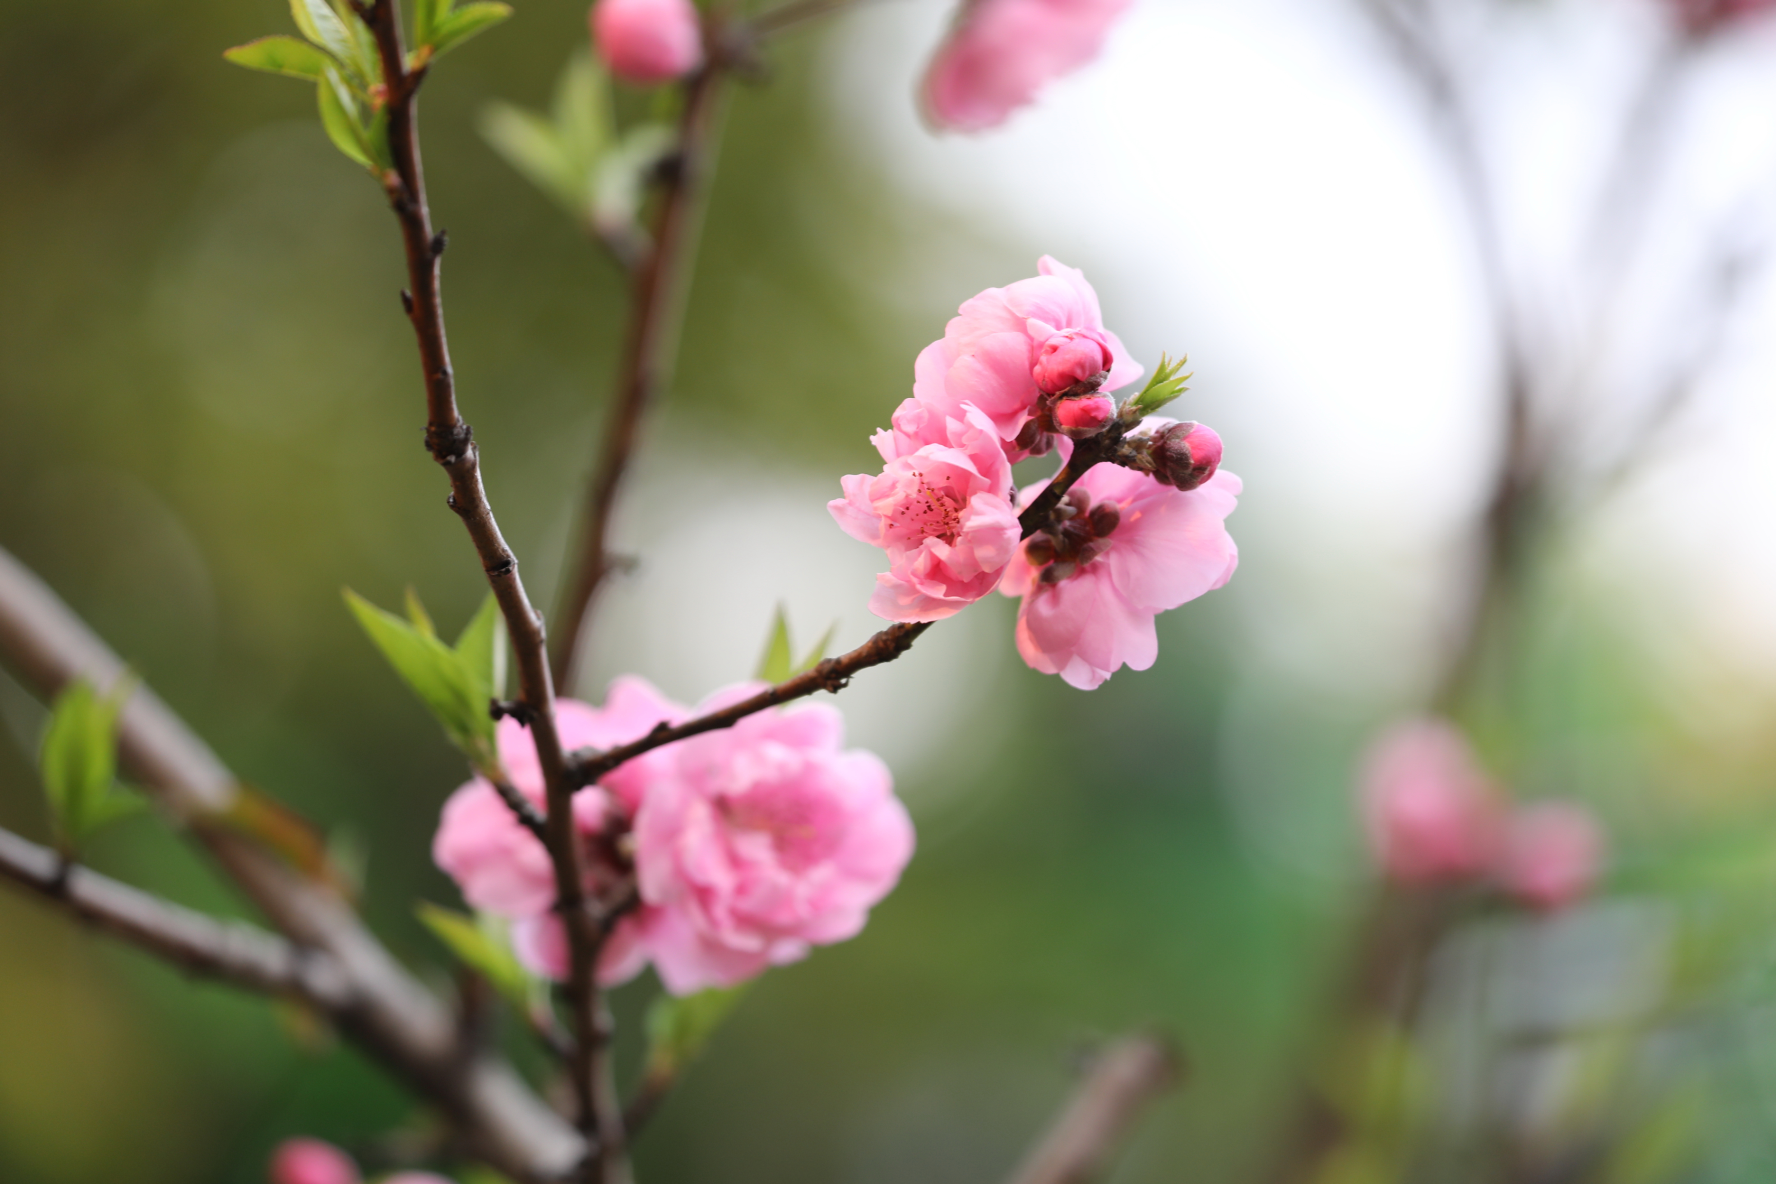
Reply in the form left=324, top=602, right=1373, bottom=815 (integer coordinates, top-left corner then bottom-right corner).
left=591, top=0, right=703, bottom=85
left=1151, top=421, right=1222, bottom=490
left=1032, top=329, right=1113, bottom=395
left=269, top=1139, right=360, bottom=1184
left=1024, top=536, right=1057, bottom=565
left=1087, top=501, right=1120, bottom=537
left=1051, top=393, right=1116, bottom=439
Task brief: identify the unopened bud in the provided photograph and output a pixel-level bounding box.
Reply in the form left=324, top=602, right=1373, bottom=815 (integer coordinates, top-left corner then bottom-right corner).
left=591, top=0, right=704, bottom=85
left=1087, top=501, right=1121, bottom=537
left=1151, top=421, right=1223, bottom=491
left=1497, top=802, right=1604, bottom=913
left=1024, top=536, right=1057, bottom=565
left=1051, top=393, right=1116, bottom=439
left=1040, top=560, right=1078, bottom=584
left=269, top=1139, right=361, bottom=1184
left=1064, top=487, right=1092, bottom=514
left=1032, top=328, right=1114, bottom=395
left=1075, top=539, right=1108, bottom=565
left=1013, top=416, right=1054, bottom=458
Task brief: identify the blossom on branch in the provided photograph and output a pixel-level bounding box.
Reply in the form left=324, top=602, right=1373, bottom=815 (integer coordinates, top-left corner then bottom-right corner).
left=912, top=256, right=1141, bottom=460
left=269, top=1139, right=360, bottom=1184
left=922, top=0, right=1132, bottom=131
left=999, top=462, right=1241, bottom=689
left=1497, top=801, right=1604, bottom=913
left=591, top=0, right=703, bottom=85
left=1361, top=718, right=1500, bottom=885
left=830, top=400, right=1022, bottom=621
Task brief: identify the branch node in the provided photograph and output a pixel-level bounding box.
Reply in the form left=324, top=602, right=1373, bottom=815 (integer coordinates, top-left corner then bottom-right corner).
left=490, top=699, right=537, bottom=726
left=400, top=289, right=414, bottom=316
left=431, top=229, right=449, bottom=259
left=485, top=555, right=517, bottom=579
left=425, top=421, right=474, bottom=464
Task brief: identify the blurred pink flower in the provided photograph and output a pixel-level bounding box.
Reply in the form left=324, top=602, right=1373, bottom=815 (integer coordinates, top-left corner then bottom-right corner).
left=921, top=0, right=1131, bottom=132
left=1667, top=0, right=1776, bottom=35
left=632, top=690, right=914, bottom=994
left=999, top=463, right=1240, bottom=689
left=1497, top=802, right=1604, bottom=912
left=912, top=257, right=1141, bottom=457
left=1360, top=719, right=1499, bottom=885
left=590, top=0, right=702, bottom=85
left=268, top=1139, right=359, bottom=1184
left=829, top=400, right=1021, bottom=621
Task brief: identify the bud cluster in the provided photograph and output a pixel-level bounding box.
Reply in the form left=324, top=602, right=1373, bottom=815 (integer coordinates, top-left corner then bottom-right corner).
left=1025, top=486, right=1121, bottom=584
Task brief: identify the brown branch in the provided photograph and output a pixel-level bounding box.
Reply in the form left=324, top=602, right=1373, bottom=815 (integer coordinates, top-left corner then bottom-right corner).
left=358, top=3, right=621, bottom=1176
left=1005, top=1034, right=1183, bottom=1184
left=550, top=63, right=731, bottom=692
left=0, top=826, right=355, bottom=1009
left=0, top=545, right=581, bottom=1181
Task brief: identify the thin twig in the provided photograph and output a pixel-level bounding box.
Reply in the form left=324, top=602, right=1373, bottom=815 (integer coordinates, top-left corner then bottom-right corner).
left=1004, top=1034, right=1183, bottom=1184
left=357, top=3, right=618, bottom=1175
left=0, top=545, right=582, bottom=1181
left=0, top=826, right=355, bottom=1008
left=550, top=64, right=730, bottom=692
left=744, top=0, right=873, bottom=39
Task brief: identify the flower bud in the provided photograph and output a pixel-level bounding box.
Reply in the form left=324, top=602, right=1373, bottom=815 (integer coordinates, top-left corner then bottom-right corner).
left=590, top=0, right=703, bottom=86
left=1150, top=421, right=1222, bottom=491
left=1087, top=501, right=1120, bottom=537
left=1051, top=393, right=1116, bottom=439
left=1032, top=328, right=1113, bottom=395
left=1024, top=535, right=1057, bottom=565
left=1496, top=802, right=1603, bottom=913
left=269, top=1139, right=360, bottom=1184
left=1361, top=719, right=1497, bottom=885
left=1013, top=416, right=1055, bottom=458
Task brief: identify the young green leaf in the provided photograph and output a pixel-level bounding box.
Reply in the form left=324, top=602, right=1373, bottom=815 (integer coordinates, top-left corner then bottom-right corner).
left=1124, top=353, right=1193, bottom=419
left=453, top=592, right=507, bottom=703
left=793, top=622, right=837, bottom=677
left=418, top=903, right=533, bottom=1008
left=343, top=589, right=497, bottom=767
left=317, top=68, right=374, bottom=169
left=39, top=676, right=138, bottom=848
left=224, top=36, right=336, bottom=80
left=290, top=0, right=359, bottom=69
left=413, top=0, right=452, bottom=49
left=643, top=985, right=748, bottom=1080
left=405, top=585, right=438, bottom=638
left=428, top=1, right=513, bottom=58
left=553, top=51, right=612, bottom=181
left=479, top=103, right=585, bottom=213
left=755, top=605, right=794, bottom=683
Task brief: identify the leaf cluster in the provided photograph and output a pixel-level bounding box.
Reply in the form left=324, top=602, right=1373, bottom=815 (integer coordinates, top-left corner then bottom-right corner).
left=479, top=53, right=679, bottom=239
left=38, top=677, right=145, bottom=851
left=1124, top=352, right=1193, bottom=419
left=754, top=604, right=835, bottom=683
left=224, top=0, right=513, bottom=171
left=345, top=589, right=507, bottom=776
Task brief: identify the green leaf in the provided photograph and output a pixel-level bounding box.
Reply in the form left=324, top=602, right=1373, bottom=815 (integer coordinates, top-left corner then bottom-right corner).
left=644, top=985, right=747, bottom=1079
left=479, top=102, right=585, bottom=213
left=453, top=593, right=506, bottom=703
left=794, top=623, right=837, bottom=677
left=405, top=585, right=438, bottom=638
left=317, top=69, right=373, bottom=169
left=418, top=903, right=533, bottom=1007
left=755, top=605, right=794, bottom=683
left=412, top=0, right=451, bottom=50
left=553, top=51, right=612, bottom=181
left=428, top=1, right=513, bottom=58
left=343, top=589, right=497, bottom=767
left=290, top=0, right=359, bottom=68
left=224, top=35, right=337, bottom=80
left=1125, top=353, right=1193, bottom=419
left=592, top=122, right=675, bottom=235
left=39, top=676, right=137, bottom=848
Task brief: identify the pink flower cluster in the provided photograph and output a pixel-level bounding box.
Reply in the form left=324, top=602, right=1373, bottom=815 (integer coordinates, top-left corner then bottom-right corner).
left=269, top=1138, right=451, bottom=1184
left=922, top=0, right=1133, bottom=131
left=434, top=678, right=913, bottom=996
left=1361, top=718, right=1606, bottom=912
left=831, top=257, right=1240, bottom=688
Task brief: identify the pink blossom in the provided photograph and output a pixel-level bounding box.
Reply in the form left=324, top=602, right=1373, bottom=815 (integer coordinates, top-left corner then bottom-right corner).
left=1033, top=327, right=1114, bottom=395
left=1496, top=802, right=1604, bottom=912
left=912, top=257, right=1141, bottom=456
left=1139, top=418, right=1223, bottom=491
left=1050, top=393, right=1115, bottom=438
left=1360, top=719, right=1499, bottom=885
left=590, top=0, right=702, bottom=85
left=999, top=463, right=1240, bottom=689
left=829, top=400, right=1021, bottom=622
left=268, top=1139, right=359, bottom=1184
left=432, top=678, right=684, bottom=985
left=921, top=0, right=1132, bottom=132
left=632, top=690, right=915, bottom=995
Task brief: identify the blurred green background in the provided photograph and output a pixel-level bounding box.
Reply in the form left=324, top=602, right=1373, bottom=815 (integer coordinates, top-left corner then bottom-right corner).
left=5, top=0, right=1776, bottom=1181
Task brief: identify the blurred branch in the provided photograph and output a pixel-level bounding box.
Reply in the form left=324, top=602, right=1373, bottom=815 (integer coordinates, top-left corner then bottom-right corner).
left=357, top=1, right=620, bottom=1175
left=567, top=420, right=1116, bottom=785
left=0, top=826, right=354, bottom=1009
left=0, top=544, right=582, bottom=1181
left=745, top=0, right=872, bottom=39
left=551, top=61, right=731, bottom=693
left=1005, top=1034, right=1184, bottom=1184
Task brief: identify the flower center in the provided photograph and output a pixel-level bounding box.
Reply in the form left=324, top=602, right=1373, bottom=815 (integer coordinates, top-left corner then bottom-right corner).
left=893, top=476, right=964, bottom=545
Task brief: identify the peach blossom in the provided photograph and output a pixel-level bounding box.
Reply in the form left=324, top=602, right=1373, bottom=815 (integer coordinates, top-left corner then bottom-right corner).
left=1497, top=802, right=1604, bottom=912
left=591, top=0, right=702, bottom=85
left=1360, top=719, right=1499, bottom=884
left=922, top=0, right=1132, bottom=132
left=268, top=1139, right=359, bottom=1184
